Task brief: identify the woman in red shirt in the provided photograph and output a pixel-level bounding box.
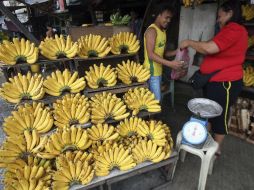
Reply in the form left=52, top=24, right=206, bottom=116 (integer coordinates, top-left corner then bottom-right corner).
left=180, top=1, right=248, bottom=155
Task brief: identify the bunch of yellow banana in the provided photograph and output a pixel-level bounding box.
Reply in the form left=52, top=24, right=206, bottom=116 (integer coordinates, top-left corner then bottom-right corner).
left=242, top=5, right=254, bottom=21
left=132, top=140, right=167, bottom=164
left=243, top=66, right=254, bottom=87
left=95, top=145, right=136, bottom=176
left=116, top=117, right=145, bottom=137
left=17, top=101, right=45, bottom=113
left=0, top=38, right=38, bottom=65
left=53, top=159, right=94, bottom=189
left=85, top=63, right=117, bottom=88
left=87, top=123, right=119, bottom=143
left=39, top=34, right=78, bottom=60
left=161, top=122, right=174, bottom=149
left=26, top=155, right=52, bottom=170
left=43, top=69, right=86, bottom=96
left=38, top=126, right=92, bottom=159
left=53, top=93, right=90, bottom=128
left=3, top=103, right=53, bottom=136
left=116, top=60, right=150, bottom=84
left=4, top=164, right=51, bottom=190
left=109, top=32, right=140, bottom=54
left=0, top=72, right=44, bottom=103
left=123, top=87, right=161, bottom=115
left=90, top=92, right=130, bottom=123
left=56, top=150, right=93, bottom=169
left=118, top=134, right=144, bottom=153
left=248, top=35, right=254, bottom=47
left=90, top=141, right=121, bottom=160
left=78, top=34, right=111, bottom=58
left=137, top=120, right=167, bottom=146
left=0, top=131, right=48, bottom=165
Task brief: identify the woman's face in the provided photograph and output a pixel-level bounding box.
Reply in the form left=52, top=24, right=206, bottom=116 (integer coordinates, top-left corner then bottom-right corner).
left=217, top=8, right=233, bottom=28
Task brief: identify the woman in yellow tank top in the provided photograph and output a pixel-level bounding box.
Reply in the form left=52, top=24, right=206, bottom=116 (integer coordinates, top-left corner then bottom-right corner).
left=144, top=5, right=183, bottom=101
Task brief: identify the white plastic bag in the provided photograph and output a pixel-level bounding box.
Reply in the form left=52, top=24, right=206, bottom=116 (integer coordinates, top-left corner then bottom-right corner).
left=171, top=49, right=190, bottom=80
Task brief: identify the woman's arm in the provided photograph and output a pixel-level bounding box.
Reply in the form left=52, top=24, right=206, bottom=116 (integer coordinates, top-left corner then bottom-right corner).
left=180, top=40, right=220, bottom=55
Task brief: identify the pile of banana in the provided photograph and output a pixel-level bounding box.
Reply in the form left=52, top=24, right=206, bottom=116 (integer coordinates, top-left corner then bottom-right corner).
left=116, top=117, right=173, bottom=161
left=123, top=87, right=161, bottom=115
left=109, top=32, right=140, bottom=54
left=242, top=5, right=254, bottom=21
left=248, top=35, right=254, bottom=47
left=132, top=140, right=168, bottom=163
left=183, top=0, right=204, bottom=8
left=0, top=130, right=48, bottom=166
left=90, top=92, right=130, bottom=123
left=85, top=63, right=117, bottom=88
left=53, top=93, right=90, bottom=128
left=0, top=115, right=174, bottom=188
left=95, top=144, right=136, bottom=176
left=43, top=69, right=86, bottom=96
left=39, top=35, right=78, bottom=60
left=37, top=126, right=92, bottom=159
left=116, top=117, right=143, bottom=137
left=116, top=59, right=150, bottom=84
left=137, top=120, right=167, bottom=146
left=53, top=152, right=94, bottom=189
left=3, top=102, right=53, bottom=136
left=4, top=156, right=52, bottom=190
left=0, top=38, right=38, bottom=65
left=78, top=34, right=111, bottom=58
left=243, top=65, right=254, bottom=87
left=87, top=123, right=119, bottom=143
left=0, top=72, right=44, bottom=103
left=110, top=12, right=131, bottom=25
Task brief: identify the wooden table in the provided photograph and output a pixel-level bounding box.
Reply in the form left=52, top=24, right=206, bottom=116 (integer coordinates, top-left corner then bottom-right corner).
left=70, top=151, right=178, bottom=190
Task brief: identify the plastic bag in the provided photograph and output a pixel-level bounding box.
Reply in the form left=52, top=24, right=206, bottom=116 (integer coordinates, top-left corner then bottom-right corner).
left=171, top=49, right=190, bottom=80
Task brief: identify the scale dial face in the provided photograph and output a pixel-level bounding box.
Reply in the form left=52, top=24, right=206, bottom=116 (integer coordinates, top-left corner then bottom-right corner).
left=182, top=121, right=207, bottom=145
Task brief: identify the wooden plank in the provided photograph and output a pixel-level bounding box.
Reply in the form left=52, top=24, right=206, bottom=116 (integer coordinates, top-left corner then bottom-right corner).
left=84, top=82, right=148, bottom=97
left=0, top=54, right=137, bottom=69
left=242, top=86, right=254, bottom=94
left=245, top=55, right=254, bottom=61
left=106, top=152, right=178, bottom=185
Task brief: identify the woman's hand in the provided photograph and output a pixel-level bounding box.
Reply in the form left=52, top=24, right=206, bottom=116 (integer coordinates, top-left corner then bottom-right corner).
left=179, top=40, right=191, bottom=50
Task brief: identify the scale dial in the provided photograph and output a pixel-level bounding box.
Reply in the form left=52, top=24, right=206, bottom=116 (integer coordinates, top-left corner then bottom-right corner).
left=182, top=121, right=207, bottom=145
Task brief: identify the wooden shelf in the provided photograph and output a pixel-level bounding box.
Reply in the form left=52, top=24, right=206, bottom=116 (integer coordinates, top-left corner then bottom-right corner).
left=242, top=86, right=254, bottom=93
left=246, top=55, right=254, bottom=61
left=84, top=82, right=148, bottom=97
left=243, top=22, right=254, bottom=27
left=0, top=53, right=137, bottom=69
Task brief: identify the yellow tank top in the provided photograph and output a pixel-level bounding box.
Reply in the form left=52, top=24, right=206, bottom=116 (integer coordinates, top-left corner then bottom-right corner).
left=143, top=24, right=166, bottom=76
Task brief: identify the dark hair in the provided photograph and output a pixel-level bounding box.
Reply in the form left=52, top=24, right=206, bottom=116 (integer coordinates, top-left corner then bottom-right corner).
left=152, top=4, right=174, bottom=20
left=220, top=1, right=242, bottom=24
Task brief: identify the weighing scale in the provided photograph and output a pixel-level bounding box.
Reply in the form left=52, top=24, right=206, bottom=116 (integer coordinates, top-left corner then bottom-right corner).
left=182, top=98, right=223, bottom=148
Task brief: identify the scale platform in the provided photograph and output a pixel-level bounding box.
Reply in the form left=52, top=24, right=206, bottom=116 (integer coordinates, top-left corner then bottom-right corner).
left=182, top=98, right=223, bottom=148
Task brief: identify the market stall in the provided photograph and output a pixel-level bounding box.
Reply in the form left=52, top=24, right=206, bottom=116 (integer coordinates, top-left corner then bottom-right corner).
left=0, top=28, right=177, bottom=189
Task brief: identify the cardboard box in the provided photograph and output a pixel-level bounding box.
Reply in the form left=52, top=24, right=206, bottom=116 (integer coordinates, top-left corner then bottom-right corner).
left=68, top=25, right=131, bottom=41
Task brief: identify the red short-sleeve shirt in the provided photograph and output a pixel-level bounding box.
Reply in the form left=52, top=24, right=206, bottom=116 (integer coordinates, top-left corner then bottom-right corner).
left=200, top=22, right=248, bottom=82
